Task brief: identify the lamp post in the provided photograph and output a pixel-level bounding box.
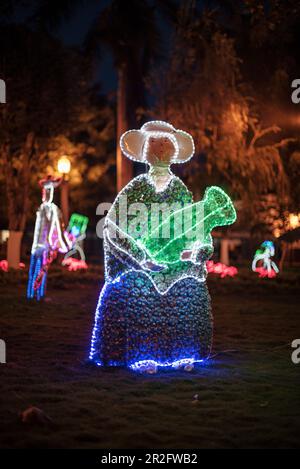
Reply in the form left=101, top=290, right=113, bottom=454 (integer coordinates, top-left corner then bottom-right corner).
left=57, top=156, right=71, bottom=227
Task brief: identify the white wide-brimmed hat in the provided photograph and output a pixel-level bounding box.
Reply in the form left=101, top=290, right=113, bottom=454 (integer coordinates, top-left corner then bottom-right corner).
left=120, top=120, right=195, bottom=164
left=39, top=175, right=62, bottom=188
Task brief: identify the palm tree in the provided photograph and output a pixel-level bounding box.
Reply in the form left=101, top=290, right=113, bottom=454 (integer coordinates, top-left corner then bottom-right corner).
left=86, top=0, right=176, bottom=191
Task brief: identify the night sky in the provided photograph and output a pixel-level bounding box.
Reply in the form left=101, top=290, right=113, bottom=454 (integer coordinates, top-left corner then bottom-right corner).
left=14, top=0, right=117, bottom=93
left=55, top=0, right=172, bottom=97
left=57, top=1, right=116, bottom=94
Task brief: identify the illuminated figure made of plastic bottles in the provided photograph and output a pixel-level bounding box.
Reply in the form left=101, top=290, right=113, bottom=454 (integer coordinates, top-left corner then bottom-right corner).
left=27, top=176, right=71, bottom=300
left=90, top=121, right=237, bottom=372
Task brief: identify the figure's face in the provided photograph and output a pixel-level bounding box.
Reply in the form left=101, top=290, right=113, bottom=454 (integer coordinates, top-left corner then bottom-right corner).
left=145, top=136, right=175, bottom=167
left=42, top=184, right=54, bottom=204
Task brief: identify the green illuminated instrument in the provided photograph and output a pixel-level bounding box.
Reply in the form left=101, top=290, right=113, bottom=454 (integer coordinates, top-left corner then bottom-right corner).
left=140, top=186, right=236, bottom=264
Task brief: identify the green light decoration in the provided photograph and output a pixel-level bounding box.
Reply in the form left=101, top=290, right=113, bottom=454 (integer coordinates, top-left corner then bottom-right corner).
left=68, top=213, right=89, bottom=237
left=140, top=186, right=236, bottom=264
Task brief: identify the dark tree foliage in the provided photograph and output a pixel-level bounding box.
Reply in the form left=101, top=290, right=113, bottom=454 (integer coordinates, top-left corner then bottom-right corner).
left=147, top=0, right=300, bottom=234
left=0, top=24, right=87, bottom=234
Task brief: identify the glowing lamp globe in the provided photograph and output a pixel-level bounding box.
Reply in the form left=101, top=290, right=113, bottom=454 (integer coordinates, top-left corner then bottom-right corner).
left=57, top=156, right=71, bottom=175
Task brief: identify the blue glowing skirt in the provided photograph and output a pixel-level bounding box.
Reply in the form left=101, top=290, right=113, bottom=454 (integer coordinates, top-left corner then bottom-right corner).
left=90, top=271, right=212, bottom=368
left=26, top=252, right=47, bottom=300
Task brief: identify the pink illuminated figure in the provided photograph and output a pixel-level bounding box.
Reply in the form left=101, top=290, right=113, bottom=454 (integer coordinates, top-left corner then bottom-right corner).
left=62, top=257, right=88, bottom=271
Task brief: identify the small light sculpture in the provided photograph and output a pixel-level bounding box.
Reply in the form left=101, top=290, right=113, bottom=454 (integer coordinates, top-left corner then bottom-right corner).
left=206, top=260, right=238, bottom=278
left=57, top=156, right=71, bottom=175
left=0, top=260, right=25, bottom=272
left=252, top=240, right=279, bottom=278
left=62, top=213, right=89, bottom=270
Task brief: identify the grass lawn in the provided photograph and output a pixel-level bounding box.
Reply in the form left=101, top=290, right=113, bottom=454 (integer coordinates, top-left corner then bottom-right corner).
left=0, top=266, right=300, bottom=449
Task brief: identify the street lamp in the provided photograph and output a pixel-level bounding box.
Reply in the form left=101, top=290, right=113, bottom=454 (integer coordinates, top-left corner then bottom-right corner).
left=57, top=156, right=71, bottom=226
